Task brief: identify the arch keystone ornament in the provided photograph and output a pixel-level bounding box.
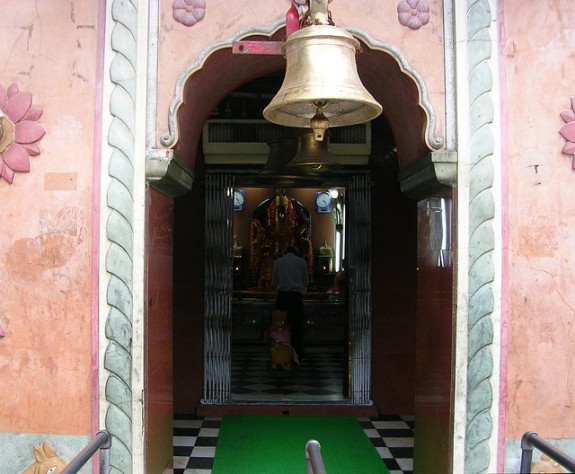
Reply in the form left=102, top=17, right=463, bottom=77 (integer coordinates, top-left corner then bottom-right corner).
left=0, top=84, right=45, bottom=184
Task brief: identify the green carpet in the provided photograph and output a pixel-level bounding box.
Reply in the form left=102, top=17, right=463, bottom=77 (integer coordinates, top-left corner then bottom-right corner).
left=212, top=416, right=389, bottom=474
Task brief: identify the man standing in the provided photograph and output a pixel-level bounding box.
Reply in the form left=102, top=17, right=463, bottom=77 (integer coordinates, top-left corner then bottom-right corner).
left=272, top=245, right=309, bottom=358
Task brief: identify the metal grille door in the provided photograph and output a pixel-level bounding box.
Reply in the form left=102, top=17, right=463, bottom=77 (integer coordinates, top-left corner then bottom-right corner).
left=347, top=174, right=373, bottom=405
left=202, top=173, right=234, bottom=404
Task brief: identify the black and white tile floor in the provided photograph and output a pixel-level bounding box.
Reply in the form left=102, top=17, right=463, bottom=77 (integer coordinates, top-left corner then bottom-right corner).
left=163, top=345, right=413, bottom=473
left=231, top=344, right=347, bottom=402
left=164, top=414, right=414, bottom=474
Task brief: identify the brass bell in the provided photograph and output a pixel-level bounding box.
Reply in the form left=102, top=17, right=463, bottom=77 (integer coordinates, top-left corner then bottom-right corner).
left=287, top=128, right=340, bottom=170
left=263, top=24, right=382, bottom=140
left=255, top=136, right=322, bottom=187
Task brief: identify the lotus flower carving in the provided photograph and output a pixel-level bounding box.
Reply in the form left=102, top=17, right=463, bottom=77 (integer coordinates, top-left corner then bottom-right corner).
left=559, top=97, right=575, bottom=167
left=0, top=84, right=45, bottom=184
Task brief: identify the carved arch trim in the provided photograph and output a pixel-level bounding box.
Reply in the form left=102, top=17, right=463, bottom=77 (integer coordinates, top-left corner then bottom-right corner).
left=160, top=21, right=444, bottom=168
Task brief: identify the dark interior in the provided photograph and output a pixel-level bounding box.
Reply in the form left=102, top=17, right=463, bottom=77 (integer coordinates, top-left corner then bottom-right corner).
left=172, top=65, right=419, bottom=414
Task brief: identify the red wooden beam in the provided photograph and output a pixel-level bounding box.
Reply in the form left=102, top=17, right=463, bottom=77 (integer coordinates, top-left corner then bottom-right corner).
left=232, top=40, right=284, bottom=56
left=232, top=2, right=301, bottom=56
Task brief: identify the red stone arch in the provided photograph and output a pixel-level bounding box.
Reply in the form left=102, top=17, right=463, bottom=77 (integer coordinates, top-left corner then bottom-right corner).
left=163, top=29, right=441, bottom=171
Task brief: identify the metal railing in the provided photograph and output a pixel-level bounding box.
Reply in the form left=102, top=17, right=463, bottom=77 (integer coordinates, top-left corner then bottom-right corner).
left=306, top=440, right=327, bottom=474
left=520, top=431, right=575, bottom=473
left=61, top=430, right=112, bottom=474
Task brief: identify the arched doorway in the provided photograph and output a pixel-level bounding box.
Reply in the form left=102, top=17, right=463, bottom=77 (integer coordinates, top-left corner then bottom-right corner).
left=164, top=23, right=455, bottom=470
left=101, top=3, right=505, bottom=472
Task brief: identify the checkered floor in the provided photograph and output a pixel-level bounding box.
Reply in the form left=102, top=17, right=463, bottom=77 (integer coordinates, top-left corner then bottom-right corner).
left=163, top=415, right=414, bottom=474
left=231, top=344, right=347, bottom=402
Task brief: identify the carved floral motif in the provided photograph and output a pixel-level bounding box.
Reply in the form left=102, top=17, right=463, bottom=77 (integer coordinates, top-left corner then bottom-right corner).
left=172, top=0, right=206, bottom=27
left=397, top=0, right=430, bottom=30
left=559, top=97, right=575, bottom=168
left=0, top=84, right=45, bottom=184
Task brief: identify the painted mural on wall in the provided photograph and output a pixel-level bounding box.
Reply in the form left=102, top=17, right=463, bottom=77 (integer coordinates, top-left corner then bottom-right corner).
left=0, top=84, right=45, bottom=184
left=531, top=454, right=567, bottom=473
left=20, top=441, right=74, bottom=474
left=559, top=97, right=575, bottom=168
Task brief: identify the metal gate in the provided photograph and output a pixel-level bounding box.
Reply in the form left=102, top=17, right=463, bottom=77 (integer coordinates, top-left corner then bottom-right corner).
left=202, top=173, right=234, bottom=404
left=347, top=174, right=373, bottom=405
left=202, top=172, right=372, bottom=405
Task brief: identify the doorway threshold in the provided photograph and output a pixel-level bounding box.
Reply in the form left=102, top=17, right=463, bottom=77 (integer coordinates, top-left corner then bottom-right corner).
left=196, top=402, right=378, bottom=417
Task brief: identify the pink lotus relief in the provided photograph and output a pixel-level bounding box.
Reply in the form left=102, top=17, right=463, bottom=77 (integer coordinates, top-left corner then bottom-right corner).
left=397, top=0, right=430, bottom=30
left=559, top=98, right=575, bottom=168
left=173, top=0, right=206, bottom=27
left=0, top=84, right=45, bottom=184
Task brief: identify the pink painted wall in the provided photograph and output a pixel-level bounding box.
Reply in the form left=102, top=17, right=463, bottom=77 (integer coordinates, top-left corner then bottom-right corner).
left=502, top=1, right=575, bottom=439
left=155, top=0, right=446, bottom=147
left=0, top=0, right=99, bottom=436
left=1, top=0, right=574, bottom=469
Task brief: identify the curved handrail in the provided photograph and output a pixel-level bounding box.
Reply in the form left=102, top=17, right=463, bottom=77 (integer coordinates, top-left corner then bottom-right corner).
left=520, top=431, right=575, bottom=473
left=306, top=439, right=327, bottom=474
left=60, top=430, right=112, bottom=474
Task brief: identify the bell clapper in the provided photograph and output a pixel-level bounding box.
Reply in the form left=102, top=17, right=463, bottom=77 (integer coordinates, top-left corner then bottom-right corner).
left=310, top=101, right=330, bottom=141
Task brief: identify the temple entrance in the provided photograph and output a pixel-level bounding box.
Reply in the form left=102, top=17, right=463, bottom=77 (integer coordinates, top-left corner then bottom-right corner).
left=169, top=25, right=454, bottom=470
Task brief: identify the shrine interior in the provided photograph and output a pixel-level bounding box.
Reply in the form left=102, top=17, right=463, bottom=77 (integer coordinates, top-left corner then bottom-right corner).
left=230, top=184, right=348, bottom=402
left=172, top=71, right=418, bottom=413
